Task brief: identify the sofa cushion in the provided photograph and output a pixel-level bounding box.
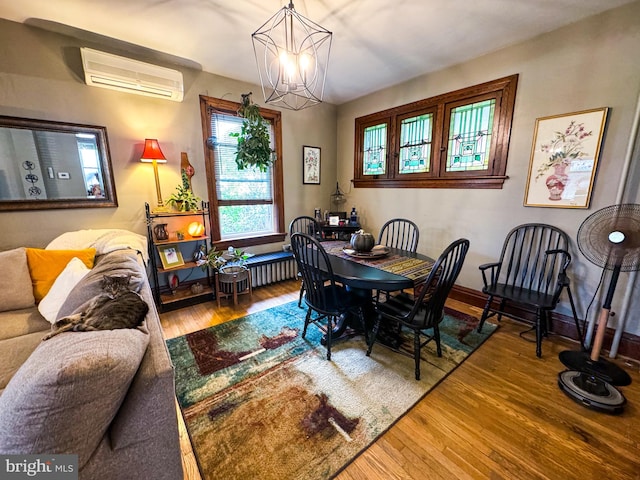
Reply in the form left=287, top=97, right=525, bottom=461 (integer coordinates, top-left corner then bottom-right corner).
left=0, top=247, right=35, bottom=312
left=0, top=327, right=149, bottom=468
left=0, top=330, right=49, bottom=390
left=0, top=307, right=50, bottom=342
left=38, top=257, right=91, bottom=323
left=25, top=248, right=96, bottom=302
left=57, top=250, right=145, bottom=321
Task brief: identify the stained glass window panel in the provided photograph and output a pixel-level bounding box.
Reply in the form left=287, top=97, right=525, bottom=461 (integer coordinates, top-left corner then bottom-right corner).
left=399, top=114, right=432, bottom=174
left=446, top=99, right=495, bottom=172
left=363, top=124, right=386, bottom=176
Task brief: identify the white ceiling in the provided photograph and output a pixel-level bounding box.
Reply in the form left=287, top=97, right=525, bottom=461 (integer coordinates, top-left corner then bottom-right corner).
left=0, top=0, right=635, bottom=104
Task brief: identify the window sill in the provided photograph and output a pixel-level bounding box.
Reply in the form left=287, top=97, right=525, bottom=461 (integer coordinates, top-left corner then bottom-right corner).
left=352, top=176, right=508, bottom=189
left=212, top=232, right=287, bottom=250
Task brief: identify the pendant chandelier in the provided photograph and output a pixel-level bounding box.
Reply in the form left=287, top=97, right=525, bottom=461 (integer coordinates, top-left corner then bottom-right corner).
left=252, top=1, right=332, bottom=111
left=330, top=182, right=346, bottom=210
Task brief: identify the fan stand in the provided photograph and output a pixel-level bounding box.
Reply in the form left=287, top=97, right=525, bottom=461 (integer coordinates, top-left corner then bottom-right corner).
left=559, top=264, right=630, bottom=414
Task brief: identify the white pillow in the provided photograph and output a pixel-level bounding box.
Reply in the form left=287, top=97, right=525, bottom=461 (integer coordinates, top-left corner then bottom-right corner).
left=38, top=257, right=91, bottom=323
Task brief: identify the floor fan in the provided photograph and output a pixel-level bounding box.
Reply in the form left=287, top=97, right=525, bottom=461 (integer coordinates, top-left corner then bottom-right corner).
left=559, top=204, right=640, bottom=414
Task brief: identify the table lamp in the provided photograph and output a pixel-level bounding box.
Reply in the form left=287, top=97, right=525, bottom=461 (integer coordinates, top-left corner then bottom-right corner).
left=140, top=139, right=168, bottom=212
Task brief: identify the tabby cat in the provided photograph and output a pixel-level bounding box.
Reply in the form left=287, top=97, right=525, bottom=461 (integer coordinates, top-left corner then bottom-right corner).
left=43, top=274, right=149, bottom=341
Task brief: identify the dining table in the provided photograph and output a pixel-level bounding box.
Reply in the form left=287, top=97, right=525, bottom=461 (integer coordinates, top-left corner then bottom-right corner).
left=318, top=240, right=435, bottom=339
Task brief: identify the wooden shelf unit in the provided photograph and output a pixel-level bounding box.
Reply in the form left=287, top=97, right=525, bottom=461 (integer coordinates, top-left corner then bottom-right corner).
left=145, top=202, right=214, bottom=311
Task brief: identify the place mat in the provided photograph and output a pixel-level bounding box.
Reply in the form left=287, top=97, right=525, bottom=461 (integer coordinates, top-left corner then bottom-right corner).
left=322, top=240, right=434, bottom=284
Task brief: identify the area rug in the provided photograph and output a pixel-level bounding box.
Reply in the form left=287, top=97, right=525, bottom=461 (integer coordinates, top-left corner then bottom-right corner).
left=166, top=301, right=497, bottom=480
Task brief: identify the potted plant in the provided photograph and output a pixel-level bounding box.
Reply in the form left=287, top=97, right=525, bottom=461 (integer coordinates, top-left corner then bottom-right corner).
left=166, top=170, right=201, bottom=212
left=230, top=92, right=275, bottom=172
left=202, top=246, right=252, bottom=299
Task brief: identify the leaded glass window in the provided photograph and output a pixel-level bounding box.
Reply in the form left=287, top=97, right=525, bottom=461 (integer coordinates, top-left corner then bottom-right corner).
left=363, top=124, right=386, bottom=176
left=399, top=114, right=432, bottom=174
left=446, top=99, right=495, bottom=172
left=353, top=75, right=517, bottom=189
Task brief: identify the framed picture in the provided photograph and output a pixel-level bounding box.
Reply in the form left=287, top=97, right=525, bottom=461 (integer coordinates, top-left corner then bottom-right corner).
left=302, top=146, right=321, bottom=184
left=524, top=107, right=608, bottom=208
left=157, top=244, right=185, bottom=269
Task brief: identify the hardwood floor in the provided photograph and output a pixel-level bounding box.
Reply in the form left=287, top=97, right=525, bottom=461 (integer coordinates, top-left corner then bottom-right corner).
left=160, top=280, right=640, bottom=480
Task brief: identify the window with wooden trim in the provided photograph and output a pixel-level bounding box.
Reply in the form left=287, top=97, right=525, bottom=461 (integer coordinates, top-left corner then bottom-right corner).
left=200, top=95, right=286, bottom=249
left=353, top=75, right=518, bottom=189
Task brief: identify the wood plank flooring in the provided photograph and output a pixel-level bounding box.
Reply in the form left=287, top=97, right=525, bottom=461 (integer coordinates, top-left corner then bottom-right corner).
left=160, top=279, right=640, bottom=480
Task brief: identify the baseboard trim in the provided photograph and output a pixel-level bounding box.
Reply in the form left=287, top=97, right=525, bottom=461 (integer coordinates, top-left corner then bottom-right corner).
left=449, top=285, right=640, bottom=362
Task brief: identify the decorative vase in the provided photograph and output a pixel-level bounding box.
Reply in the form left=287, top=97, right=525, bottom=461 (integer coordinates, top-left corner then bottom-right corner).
left=167, top=272, right=179, bottom=293
left=154, top=223, right=169, bottom=241
left=545, top=163, right=569, bottom=201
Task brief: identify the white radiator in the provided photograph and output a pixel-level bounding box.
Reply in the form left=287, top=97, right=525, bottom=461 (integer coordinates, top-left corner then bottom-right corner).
left=249, top=258, right=298, bottom=287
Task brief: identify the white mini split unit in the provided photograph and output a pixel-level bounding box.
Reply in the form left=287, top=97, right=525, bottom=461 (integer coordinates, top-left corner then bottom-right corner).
left=80, top=47, right=184, bottom=102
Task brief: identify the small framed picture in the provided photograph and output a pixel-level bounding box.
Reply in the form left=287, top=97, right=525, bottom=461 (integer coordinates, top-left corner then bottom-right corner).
left=302, top=146, right=321, bottom=184
left=157, top=244, right=185, bottom=269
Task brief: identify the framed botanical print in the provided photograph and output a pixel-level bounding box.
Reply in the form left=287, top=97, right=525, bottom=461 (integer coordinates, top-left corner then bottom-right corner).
left=524, top=108, right=608, bottom=208
left=303, top=146, right=321, bottom=184
left=157, top=244, right=185, bottom=269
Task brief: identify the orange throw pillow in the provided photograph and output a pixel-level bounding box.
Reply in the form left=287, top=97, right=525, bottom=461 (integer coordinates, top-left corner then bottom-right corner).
left=25, top=248, right=96, bottom=302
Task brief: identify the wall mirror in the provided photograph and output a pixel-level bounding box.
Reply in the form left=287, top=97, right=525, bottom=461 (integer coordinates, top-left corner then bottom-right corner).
left=0, top=115, right=118, bottom=211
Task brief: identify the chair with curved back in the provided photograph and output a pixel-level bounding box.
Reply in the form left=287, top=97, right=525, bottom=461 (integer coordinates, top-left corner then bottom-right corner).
left=378, top=218, right=419, bottom=253
left=367, top=238, right=470, bottom=380
left=289, top=216, right=320, bottom=307
left=290, top=232, right=366, bottom=360
left=477, top=223, right=581, bottom=358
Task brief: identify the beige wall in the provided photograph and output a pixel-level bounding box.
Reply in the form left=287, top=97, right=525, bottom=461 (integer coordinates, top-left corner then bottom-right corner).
left=0, top=18, right=337, bottom=255
left=336, top=2, right=640, bottom=335
left=1, top=3, right=639, bottom=336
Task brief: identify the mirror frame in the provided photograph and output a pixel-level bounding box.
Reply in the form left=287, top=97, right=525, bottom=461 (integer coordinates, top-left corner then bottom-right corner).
left=0, top=115, right=118, bottom=211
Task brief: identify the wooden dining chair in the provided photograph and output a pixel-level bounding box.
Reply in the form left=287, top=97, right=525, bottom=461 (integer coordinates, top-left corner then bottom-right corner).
left=289, top=216, right=320, bottom=307
left=378, top=218, right=419, bottom=253
left=477, top=223, right=582, bottom=358
left=290, top=232, right=366, bottom=360
left=367, top=238, right=470, bottom=380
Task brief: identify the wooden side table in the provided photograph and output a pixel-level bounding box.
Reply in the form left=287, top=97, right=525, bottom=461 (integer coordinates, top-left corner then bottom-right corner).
left=216, top=266, right=252, bottom=307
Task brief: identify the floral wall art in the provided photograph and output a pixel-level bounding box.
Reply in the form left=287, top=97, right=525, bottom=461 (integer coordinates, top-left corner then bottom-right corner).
left=524, top=108, right=608, bottom=208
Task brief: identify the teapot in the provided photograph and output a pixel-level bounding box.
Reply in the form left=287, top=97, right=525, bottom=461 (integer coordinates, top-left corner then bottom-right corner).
left=350, top=229, right=375, bottom=252
left=153, top=223, right=169, bottom=241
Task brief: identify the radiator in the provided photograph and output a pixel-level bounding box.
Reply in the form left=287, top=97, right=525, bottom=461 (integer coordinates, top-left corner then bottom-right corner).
left=249, top=258, right=298, bottom=287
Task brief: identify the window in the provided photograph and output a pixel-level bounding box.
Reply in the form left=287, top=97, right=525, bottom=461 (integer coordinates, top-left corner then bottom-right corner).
left=353, top=75, right=518, bottom=189
left=200, top=95, right=285, bottom=248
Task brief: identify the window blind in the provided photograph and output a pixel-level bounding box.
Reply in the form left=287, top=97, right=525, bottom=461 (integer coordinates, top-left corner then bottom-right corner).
left=210, top=113, right=273, bottom=202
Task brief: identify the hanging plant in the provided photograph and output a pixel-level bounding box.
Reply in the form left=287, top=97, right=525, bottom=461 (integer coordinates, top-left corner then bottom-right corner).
left=230, top=92, right=275, bottom=172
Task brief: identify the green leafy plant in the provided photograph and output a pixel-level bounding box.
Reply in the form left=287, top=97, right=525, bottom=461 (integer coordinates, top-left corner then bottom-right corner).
left=201, top=246, right=250, bottom=272
left=166, top=170, right=201, bottom=211
left=230, top=92, right=275, bottom=172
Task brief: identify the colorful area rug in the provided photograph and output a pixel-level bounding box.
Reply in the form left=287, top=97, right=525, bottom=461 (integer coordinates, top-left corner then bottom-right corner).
left=166, top=301, right=497, bottom=480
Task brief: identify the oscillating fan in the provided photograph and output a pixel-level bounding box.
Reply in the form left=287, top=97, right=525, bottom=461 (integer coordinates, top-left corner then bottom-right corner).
left=559, top=204, right=640, bottom=414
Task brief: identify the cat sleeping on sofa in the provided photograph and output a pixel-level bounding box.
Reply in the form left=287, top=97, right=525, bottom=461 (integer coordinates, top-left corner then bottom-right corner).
left=43, top=274, right=149, bottom=341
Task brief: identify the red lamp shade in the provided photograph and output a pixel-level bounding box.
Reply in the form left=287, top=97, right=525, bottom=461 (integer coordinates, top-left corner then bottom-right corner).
left=140, top=138, right=167, bottom=163
left=140, top=138, right=168, bottom=211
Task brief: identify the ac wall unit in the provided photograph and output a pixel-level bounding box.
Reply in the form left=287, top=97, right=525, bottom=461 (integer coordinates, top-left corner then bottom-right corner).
left=80, top=47, right=184, bottom=102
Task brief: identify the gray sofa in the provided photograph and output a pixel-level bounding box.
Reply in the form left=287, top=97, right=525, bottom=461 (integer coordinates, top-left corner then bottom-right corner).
left=0, top=247, right=183, bottom=480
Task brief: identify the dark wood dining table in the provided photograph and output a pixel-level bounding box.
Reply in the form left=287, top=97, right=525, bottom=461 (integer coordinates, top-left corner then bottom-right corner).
left=318, top=240, right=435, bottom=338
